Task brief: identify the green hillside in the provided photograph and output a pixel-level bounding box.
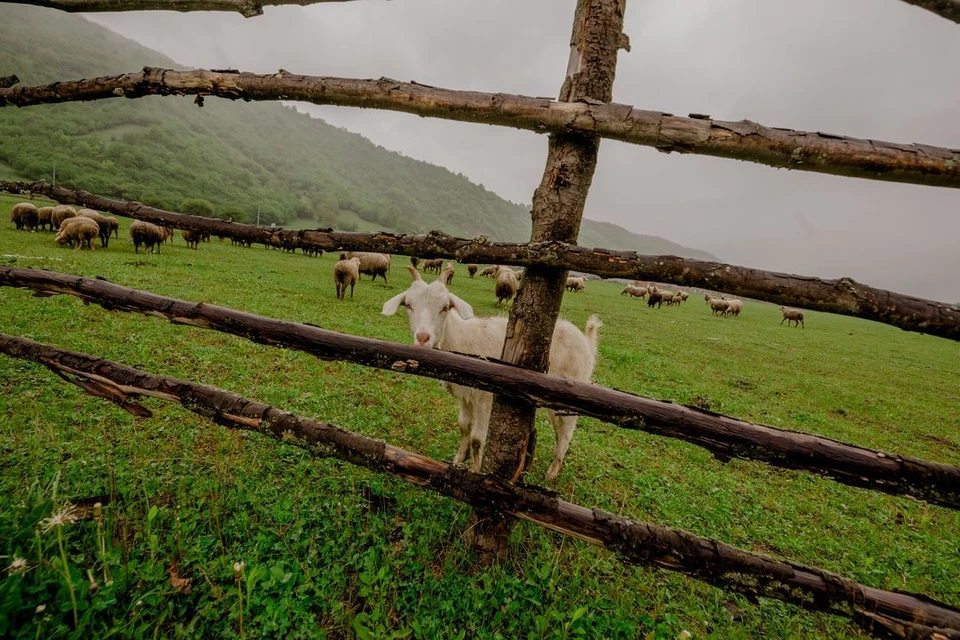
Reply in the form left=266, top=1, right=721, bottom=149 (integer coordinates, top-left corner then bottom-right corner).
left=0, top=4, right=717, bottom=259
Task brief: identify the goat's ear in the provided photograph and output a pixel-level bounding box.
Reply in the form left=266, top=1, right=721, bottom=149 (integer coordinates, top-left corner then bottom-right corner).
left=381, top=292, right=406, bottom=316
left=448, top=293, right=473, bottom=319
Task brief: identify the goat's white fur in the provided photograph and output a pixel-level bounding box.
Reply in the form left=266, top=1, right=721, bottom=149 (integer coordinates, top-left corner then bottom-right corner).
left=382, top=266, right=600, bottom=481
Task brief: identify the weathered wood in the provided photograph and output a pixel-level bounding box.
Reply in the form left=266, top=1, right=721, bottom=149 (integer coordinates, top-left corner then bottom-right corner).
left=1, top=332, right=958, bottom=639
left=0, top=75, right=19, bottom=89
left=2, top=266, right=957, bottom=510
left=900, top=0, right=960, bottom=23
left=2, top=68, right=960, bottom=189
left=3, top=181, right=957, bottom=341
left=5, top=0, right=361, bottom=17
left=475, top=0, right=627, bottom=558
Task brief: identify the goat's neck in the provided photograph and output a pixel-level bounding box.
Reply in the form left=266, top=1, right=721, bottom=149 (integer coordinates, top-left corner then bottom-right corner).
left=436, top=310, right=470, bottom=352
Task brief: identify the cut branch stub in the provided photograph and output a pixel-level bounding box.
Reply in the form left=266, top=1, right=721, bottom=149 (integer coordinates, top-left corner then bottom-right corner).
left=2, top=179, right=957, bottom=341
left=2, top=68, right=960, bottom=188
left=2, top=266, right=957, bottom=510
left=1, top=332, right=958, bottom=639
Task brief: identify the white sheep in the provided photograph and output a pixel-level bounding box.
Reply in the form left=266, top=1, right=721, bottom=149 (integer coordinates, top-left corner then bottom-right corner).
left=344, top=252, right=392, bottom=283
left=382, top=266, right=601, bottom=481
left=780, top=306, right=804, bottom=328
left=621, top=285, right=646, bottom=298
left=334, top=257, right=361, bottom=300
left=705, top=294, right=730, bottom=316
left=565, top=276, right=585, bottom=292
left=725, top=299, right=744, bottom=317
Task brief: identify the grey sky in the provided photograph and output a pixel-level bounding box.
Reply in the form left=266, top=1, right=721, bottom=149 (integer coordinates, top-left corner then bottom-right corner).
left=89, top=0, right=960, bottom=302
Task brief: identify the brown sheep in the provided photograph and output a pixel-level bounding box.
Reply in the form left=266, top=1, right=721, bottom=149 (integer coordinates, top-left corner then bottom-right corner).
left=439, top=262, right=455, bottom=285
left=77, top=209, right=113, bottom=247
left=50, top=205, right=77, bottom=231
left=129, top=220, right=166, bottom=254
left=334, top=257, right=361, bottom=300
left=467, top=264, right=479, bottom=278
left=37, top=206, right=55, bottom=232
left=780, top=306, right=804, bottom=328
left=479, top=266, right=496, bottom=277
left=422, top=258, right=444, bottom=274
left=343, top=252, right=392, bottom=283
left=55, top=217, right=99, bottom=250
left=182, top=229, right=203, bottom=249
left=493, top=265, right=518, bottom=307
left=10, top=203, right=39, bottom=231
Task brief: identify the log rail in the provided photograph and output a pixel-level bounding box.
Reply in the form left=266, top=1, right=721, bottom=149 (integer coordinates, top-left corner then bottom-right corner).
left=1, top=332, right=958, bottom=640
left=2, top=266, right=957, bottom=510
left=2, top=180, right=957, bottom=341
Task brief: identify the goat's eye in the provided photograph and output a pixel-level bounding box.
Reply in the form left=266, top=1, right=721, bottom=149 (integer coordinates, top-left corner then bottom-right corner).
left=441, top=305, right=450, bottom=313
left=404, top=303, right=412, bottom=310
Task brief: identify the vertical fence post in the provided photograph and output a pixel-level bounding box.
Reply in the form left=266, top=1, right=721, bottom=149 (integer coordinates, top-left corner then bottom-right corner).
left=468, top=0, right=628, bottom=560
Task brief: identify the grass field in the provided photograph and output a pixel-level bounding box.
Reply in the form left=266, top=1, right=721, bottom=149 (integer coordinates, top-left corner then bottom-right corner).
left=1, top=192, right=958, bottom=639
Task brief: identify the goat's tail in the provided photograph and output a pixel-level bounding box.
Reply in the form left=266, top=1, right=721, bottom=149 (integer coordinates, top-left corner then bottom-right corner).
left=584, top=315, right=602, bottom=354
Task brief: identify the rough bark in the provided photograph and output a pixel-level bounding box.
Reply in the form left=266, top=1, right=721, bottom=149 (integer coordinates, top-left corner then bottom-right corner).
left=900, top=0, right=960, bottom=23
left=2, top=180, right=957, bottom=341
left=5, top=0, right=360, bottom=17
left=4, top=265, right=956, bottom=509
left=1, top=332, right=958, bottom=639
left=3, top=68, right=960, bottom=189
left=472, top=0, right=626, bottom=559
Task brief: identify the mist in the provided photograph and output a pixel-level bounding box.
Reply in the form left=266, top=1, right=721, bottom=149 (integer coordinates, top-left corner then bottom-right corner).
left=88, top=0, right=960, bottom=302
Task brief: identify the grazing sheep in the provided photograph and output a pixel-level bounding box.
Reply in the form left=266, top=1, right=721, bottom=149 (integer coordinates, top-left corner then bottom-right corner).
left=77, top=209, right=114, bottom=247
left=182, top=229, right=203, bottom=249
left=780, top=306, right=805, bottom=328
left=344, top=252, right=392, bottom=283
left=621, top=285, right=646, bottom=298
left=382, top=266, right=601, bottom=481
left=55, top=217, right=99, bottom=250
left=422, top=258, right=444, bottom=274
left=677, top=291, right=689, bottom=302
left=565, top=276, right=585, bottom=292
left=648, top=290, right=672, bottom=308
left=37, top=206, right=54, bottom=232
left=410, top=256, right=421, bottom=269
left=50, top=205, right=77, bottom=230
left=725, top=299, right=744, bottom=318
left=705, top=295, right=730, bottom=316
left=440, top=262, right=455, bottom=285
left=467, top=264, right=479, bottom=278
left=493, top=265, right=518, bottom=307
left=129, top=220, right=167, bottom=254
left=10, top=203, right=39, bottom=231
left=479, top=266, right=496, bottom=278
left=334, top=256, right=361, bottom=300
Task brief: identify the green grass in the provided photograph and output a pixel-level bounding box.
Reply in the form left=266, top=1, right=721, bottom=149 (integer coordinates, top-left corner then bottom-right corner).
left=1, top=192, right=958, bottom=639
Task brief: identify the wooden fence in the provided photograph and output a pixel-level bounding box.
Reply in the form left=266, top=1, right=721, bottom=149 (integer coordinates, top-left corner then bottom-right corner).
left=1, top=0, right=959, bottom=637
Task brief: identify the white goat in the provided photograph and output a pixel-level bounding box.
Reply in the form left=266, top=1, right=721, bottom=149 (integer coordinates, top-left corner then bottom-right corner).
left=382, top=266, right=601, bottom=481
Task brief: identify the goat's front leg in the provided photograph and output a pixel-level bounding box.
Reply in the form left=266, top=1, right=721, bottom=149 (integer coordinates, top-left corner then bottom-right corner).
left=468, top=398, right=493, bottom=473
left=453, top=399, right=473, bottom=465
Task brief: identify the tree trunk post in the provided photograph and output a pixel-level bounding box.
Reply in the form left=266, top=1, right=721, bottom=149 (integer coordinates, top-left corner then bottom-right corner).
left=468, top=0, right=627, bottom=560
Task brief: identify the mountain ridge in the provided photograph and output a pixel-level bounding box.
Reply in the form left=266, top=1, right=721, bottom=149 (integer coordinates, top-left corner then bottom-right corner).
left=0, top=5, right=718, bottom=261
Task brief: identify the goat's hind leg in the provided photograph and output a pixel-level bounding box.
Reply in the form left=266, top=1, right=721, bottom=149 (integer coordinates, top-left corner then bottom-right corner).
left=545, top=410, right=577, bottom=482
left=453, top=399, right=474, bottom=465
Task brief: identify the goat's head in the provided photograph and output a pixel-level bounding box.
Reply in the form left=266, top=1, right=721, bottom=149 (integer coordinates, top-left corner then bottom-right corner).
left=382, top=265, right=473, bottom=349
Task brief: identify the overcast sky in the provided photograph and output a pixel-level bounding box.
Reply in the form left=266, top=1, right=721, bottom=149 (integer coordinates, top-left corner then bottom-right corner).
left=89, top=0, right=960, bottom=302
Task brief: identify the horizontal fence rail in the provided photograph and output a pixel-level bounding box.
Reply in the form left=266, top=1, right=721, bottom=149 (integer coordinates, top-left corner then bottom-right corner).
left=3, top=266, right=958, bottom=510
left=3, top=180, right=958, bottom=341
left=2, top=68, right=960, bottom=189
left=9, top=0, right=358, bottom=16
left=1, top=332, right=958, bottom=640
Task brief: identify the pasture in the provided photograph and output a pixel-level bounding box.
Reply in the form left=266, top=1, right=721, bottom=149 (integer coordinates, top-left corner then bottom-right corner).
left=1, top=193, right=958, bottom=639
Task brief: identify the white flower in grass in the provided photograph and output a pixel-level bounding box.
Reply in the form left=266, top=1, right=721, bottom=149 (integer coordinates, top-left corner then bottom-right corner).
left=39, top=505, right=79, bottom=532
left=7, top=556, right=27, bottom=575
left=35, top=604, right=46, bottom=614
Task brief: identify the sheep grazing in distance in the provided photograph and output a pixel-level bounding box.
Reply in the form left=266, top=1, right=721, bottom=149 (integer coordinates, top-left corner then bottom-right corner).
left=705, top=295, right=730, bottom=316
left=77, top=209, right=114, bottom=248
left=648, top=290, right=673, bottom=308
left=129, top=220, right=167, bottom=254
left=343, top=251, right=392, bottom=283
left=50, top=205, right=77, bottom=231
left=780, top=306, right=804, bottom=328
left=55, top=216, right=99, bottom=250
left=621, top=285, right=646, bottom=298
left=182, top=229, right=204, bottom=249
left=440, top=262, right=455, bottom=285
left=410, top=256, right=421, bottom=269
left=36, top=206, right=54, bottom=232
left=677, top=291, right=689, bottom=302
left=467, top=264, right=479, bottom=278
left=334, top=256, right=361, bottom=300
left=493, top=265, right=518, bottom=307
left=479, top=266, right=496, bottom=277
left=565, top=276, right=585, bottom=292
left=382, top=266, right=602, bottom=481
left=422, top=258, right=444, bottom=274
left=725, top=299, right=744, bottom=317
left=10, top=202, right=39, bottom=231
